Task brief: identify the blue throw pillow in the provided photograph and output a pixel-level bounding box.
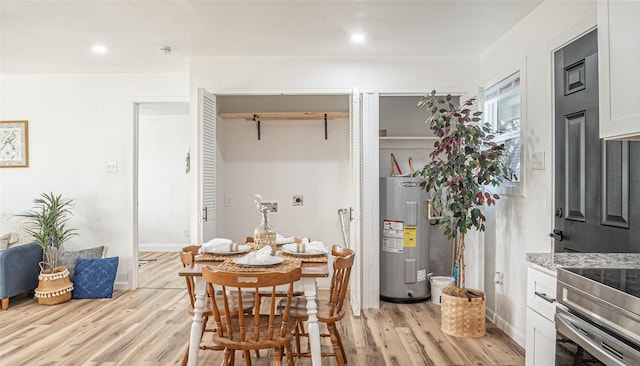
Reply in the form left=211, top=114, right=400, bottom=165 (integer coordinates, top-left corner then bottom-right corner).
left=72, top=257, right=119, bottom=299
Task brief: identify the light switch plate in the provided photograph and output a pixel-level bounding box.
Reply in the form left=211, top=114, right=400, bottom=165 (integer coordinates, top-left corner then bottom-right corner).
left=532, top=152, right=545, bottom=170
left=106, top=161, right=117, bottom=173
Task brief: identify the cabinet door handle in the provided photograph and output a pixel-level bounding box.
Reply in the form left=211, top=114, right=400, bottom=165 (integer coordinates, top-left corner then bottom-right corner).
left=534, top=291, right=556, bottom=303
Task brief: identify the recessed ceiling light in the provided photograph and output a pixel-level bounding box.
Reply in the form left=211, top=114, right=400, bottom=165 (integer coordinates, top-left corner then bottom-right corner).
left=92, top=45, right=107, bottom=54
left=351, top=34, right=366, bottom=44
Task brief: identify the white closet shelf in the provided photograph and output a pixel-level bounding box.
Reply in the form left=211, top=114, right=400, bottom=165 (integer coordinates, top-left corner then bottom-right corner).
left=218, top=111, right=349, bottom=121
left=218, top=111, right=349, bottom=140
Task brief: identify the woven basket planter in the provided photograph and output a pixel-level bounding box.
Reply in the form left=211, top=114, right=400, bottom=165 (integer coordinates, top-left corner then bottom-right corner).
left=441, top=288, right=486, bottom=338
left=35, top=263, right=73, bottom=305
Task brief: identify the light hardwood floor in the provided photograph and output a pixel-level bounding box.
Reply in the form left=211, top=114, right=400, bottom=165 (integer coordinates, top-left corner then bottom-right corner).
left=0, top=252, right=524, bottom=365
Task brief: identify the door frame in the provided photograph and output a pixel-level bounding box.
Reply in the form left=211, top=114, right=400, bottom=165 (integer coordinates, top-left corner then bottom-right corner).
left=131, top=96, right=189, bottom=290
left=193, top=87, right=355, bottom=238
left=349, top=88, right=362, bottom=316
left=359, top=87, right=464, bottom=309
left=192, top=87, right=361, bottom=309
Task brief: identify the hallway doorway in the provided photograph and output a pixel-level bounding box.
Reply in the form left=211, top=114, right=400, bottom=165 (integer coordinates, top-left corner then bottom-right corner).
left=136, top=101, right=191, bottom=289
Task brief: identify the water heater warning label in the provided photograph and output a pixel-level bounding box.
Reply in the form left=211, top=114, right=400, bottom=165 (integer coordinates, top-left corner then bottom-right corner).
left=382, top=237, right=403, bottom=253
left=382, top=220, right=404, bottom=253
left=383, top=220, right=404, bottom=231
left=417, top=269, right=426, bottom=282
left=403, top=226, right=416, bottom=247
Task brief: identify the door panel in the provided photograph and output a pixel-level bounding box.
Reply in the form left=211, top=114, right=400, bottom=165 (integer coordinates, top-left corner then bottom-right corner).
left=554, top=29, right=640, bottom=253
left=349, top=90, right=362, bottom=315
left=565, top=112, right=586, bottom=222
left=200, top=89, right=216, bottom=242
left=602, top=141, right=630, bottom=228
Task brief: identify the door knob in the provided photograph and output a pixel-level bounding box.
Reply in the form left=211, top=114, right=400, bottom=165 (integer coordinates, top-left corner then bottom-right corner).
left=555, top=208, right=563, bottom=218
left=549, top=229, right=563, bottom=241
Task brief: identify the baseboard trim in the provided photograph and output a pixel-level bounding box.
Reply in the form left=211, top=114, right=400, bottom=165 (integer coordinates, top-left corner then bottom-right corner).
left=486, top=307, right=497, bottom=324
left=138, top=243, right=186, bottom=252
left=114, top=281, right=129, bottom=291
left=493, top=313, right=525, bottom=347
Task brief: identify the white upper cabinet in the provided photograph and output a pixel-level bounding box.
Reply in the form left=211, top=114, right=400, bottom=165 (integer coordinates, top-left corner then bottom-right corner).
left=598, top=0, right=640, bottom=140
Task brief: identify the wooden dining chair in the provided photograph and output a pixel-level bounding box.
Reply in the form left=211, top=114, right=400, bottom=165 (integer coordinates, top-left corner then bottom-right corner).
left=202, top=265, right=302, bottom=366
left=281, top=244, right=355, bottom=365
left=179, top=245, right=256, bottom=366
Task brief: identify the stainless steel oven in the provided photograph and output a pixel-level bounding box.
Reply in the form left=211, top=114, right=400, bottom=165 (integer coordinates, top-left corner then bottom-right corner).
left=555, top=267, right=640, bottom=366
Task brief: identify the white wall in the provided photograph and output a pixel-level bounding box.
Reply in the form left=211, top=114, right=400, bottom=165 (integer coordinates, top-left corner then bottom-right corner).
left=378, top=95, right=464, bottom=178
left=190, top=56, right=478, bottom=92
left=218, top=117, right=350, bottom=253
left=0, top=73, right=189, bottom=288
left=138, top=106, right=191, bottom=249
left=478, top=1, right=597, bottom=346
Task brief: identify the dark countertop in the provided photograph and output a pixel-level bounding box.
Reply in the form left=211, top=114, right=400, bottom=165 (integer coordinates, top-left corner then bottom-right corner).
left=526, top=252, right=640, bottom=272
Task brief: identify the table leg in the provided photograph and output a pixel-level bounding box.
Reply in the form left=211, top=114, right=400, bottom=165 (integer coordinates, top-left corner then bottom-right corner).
left=187, top=276, right=206, bottom=366
left=303, top=277, right=321, bottom=366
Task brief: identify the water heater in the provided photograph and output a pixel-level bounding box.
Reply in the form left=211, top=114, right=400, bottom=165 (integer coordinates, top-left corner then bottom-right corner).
left=379, top=177, right=430, bottom=303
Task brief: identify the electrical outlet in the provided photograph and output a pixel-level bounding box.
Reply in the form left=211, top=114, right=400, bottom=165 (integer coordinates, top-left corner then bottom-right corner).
left=183, top=230, right=190, bottom=237
left=262, top=202, right=278, bottom=213
left=225, top=194, right=233, bottom=207
left=293, top=195, right=303, bottom=206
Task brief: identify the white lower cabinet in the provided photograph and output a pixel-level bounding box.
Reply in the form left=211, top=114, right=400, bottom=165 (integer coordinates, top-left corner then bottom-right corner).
left=525, top=265, right=557, bottom=366
left=526, top=307, right=556, bottom=366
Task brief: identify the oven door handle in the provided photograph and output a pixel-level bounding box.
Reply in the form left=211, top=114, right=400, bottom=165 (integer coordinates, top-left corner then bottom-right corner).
left=556, top=310, right=640, bottom=365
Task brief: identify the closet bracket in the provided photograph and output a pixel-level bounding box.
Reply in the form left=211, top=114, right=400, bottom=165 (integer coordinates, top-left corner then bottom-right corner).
left=324, top=113, right=328, bottom=140
left=253, top=114, right=261, bottom=140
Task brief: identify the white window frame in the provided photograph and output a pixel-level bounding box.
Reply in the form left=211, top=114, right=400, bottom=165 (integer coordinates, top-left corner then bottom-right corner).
left=481, top=60, right=527, bottom=197
left=484, top=72, right=521, bottom=186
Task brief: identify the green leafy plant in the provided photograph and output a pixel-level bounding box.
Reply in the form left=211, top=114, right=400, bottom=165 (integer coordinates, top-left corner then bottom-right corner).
left=26, top=193, right=78, bottom=270
left=417, top=91, right=507, bottom=291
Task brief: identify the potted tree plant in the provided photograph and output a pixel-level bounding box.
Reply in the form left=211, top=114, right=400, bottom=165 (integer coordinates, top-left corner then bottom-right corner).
left=417, top=91, right=507, bottom=337
left=26, top=192, right=77, bottom=305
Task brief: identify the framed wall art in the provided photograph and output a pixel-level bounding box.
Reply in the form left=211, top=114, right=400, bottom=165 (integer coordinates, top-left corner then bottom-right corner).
left=0, top=120, right=29, bottom=168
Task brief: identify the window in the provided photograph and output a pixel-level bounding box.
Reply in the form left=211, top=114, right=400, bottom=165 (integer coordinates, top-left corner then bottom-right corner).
left=484, top=72, right=521, bottom=185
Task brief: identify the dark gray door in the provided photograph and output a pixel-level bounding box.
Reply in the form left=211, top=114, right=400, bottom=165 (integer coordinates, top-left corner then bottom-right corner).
left=553, top=29, right=640, bottom=253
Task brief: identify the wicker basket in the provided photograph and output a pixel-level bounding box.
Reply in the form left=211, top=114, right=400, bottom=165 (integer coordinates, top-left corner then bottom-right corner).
left=440, top=288, right=486, bottom=338
left=35, top=263, right=73, bottom=305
